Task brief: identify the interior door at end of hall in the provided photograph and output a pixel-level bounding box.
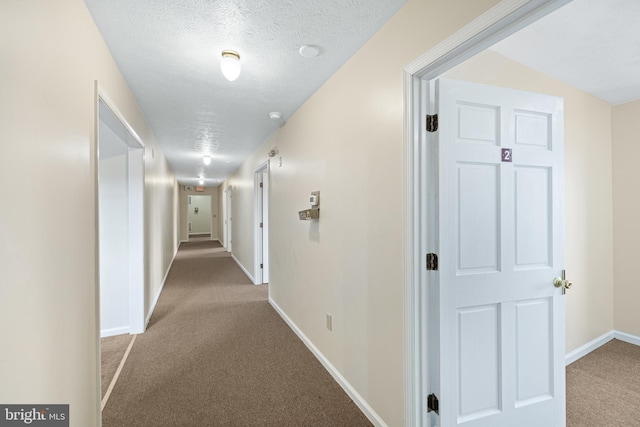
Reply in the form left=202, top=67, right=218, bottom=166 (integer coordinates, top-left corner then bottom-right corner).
left=433, top=78, right=566, bottom=427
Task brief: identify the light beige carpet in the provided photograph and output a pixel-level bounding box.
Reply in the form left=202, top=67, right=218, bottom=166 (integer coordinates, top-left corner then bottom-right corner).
left=102, top=240, right=370, bottom=426
left=187, top=234, right=223, bottom=247
left=567, top=339, right=640, bottom=426
left=101, top=334, right=133, bottom=398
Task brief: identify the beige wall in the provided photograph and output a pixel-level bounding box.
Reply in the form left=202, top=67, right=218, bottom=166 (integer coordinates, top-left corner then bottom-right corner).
left=179, top=186, right=220, bottom=241
left=224, top=0, right=503, bottom=425
left=0, top=1, right=179, bottom=425
left=443, top=51, right=615, bottom=352
left=612, top=100, right=640, bottom=335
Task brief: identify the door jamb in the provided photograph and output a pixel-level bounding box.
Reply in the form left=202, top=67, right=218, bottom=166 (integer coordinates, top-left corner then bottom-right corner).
left=225, top=187, right=233, bottom=253
left=254, top=160, right=269, bottom=284
left=402, top=1, right=571, bottom=425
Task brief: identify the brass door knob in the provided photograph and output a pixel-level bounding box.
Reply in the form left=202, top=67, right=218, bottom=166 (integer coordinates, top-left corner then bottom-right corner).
left=554, top=270, right=572, bottom=294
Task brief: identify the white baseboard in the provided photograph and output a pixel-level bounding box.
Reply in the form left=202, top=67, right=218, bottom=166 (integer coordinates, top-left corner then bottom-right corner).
left=145, top=244, right=180, bottom=328
left=269, top=298, right=388, bottom=427
left=565, top=330, right=640, bottom=365
left=232, top=254, right=256, bottom=284
left=100, top=326, right=130, bottom=338
left=565, top=331, right=615, bottom=365
left=613, top=330, right=640, bottom=346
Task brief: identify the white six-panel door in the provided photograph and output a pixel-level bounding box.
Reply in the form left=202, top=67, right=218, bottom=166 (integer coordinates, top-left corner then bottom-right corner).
left=434, top=78, right=565, bottom=426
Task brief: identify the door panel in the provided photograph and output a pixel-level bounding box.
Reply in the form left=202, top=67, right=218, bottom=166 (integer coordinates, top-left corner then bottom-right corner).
left=458, top=304, right=500, bottom=420
left=435, top=78, right=565, bottom=427
left=457, top=163, right=500, bottom=273
left=514, top=166, right=552, bottom=269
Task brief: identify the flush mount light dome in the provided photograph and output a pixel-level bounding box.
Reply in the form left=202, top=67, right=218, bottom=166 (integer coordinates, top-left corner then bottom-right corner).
left=221, top=50, right=241, bottom=81
left=269, top=111, right=282, bottom=120
left=203, top=155, right=211, bottom=165
left=198, top=178, right=204, bottom=186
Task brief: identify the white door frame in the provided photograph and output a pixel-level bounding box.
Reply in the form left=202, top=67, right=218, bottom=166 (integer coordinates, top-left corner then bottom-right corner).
left=95, top=83, right=146, bottom=337
left=225, top=186, right=233, bottom=253
left=402, top=1, right=571, bottom=425
left=254, top=160, right=270, bottom=284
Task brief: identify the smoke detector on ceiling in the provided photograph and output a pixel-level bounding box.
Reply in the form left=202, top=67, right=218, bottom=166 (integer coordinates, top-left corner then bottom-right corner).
left=299, top=45, right=320, bottom=58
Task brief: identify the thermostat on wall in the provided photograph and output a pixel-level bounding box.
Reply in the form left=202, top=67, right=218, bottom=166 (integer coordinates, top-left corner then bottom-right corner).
left=309, top=191, right=320, bottom=207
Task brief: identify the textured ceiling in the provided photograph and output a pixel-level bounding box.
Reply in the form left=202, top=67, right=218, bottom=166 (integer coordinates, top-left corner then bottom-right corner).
left=491, top=0, right=640, bottom=106
left=84, top=0, right=407, bottom=186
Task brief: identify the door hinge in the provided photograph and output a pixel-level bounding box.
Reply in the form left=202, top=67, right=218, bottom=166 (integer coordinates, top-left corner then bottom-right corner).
left=426, top=114, right=438, bottom=132
left=260, top=222, right=263, bottom=228
left=260, top=263, right=263, bottom=269
left=427, top=393, right=439, bottom=414
left=260, top=182, right=263, bottom=188
left=426, top=253, right=438, bottom=271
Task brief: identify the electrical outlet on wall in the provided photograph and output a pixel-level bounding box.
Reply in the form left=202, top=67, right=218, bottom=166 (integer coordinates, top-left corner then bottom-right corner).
left=326, top=313, right=332, bottom=331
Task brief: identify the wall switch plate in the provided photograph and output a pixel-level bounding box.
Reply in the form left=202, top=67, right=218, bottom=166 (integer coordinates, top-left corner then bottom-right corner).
left=326, top=313, right=332, bottom=331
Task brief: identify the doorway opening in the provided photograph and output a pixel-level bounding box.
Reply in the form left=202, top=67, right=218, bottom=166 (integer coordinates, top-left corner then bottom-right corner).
left=97, top=96, right=145, bottom=338
left=254, top=161, right=269, bottom=284
left=402, top=1, right=570, bottom=425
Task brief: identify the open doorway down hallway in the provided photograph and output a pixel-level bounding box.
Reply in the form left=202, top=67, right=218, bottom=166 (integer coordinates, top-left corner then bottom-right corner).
left=97, top=95, right=145, bottom=338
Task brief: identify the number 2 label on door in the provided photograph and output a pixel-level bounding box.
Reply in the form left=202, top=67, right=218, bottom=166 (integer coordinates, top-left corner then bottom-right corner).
left=501, top=148, right=512, bottom=162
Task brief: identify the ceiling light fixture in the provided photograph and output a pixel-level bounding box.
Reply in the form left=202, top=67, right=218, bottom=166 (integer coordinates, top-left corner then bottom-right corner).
left=198, top=178, right=204, bottom=186
left=269, top=112, right=282, bottom=120
left=203, top=155, right=211, bottom=165
left=220, top=50, right=241, bottom=81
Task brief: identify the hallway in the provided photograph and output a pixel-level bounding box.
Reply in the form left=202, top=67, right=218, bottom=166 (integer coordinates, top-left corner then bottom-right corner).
left=101, top=240, right=371, bottom=426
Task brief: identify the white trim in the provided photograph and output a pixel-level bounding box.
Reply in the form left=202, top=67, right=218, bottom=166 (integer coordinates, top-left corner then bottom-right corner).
left=564, top=330, right=640, bottom=365
left=269, top=298, right=388, bottom=427
left=226, top=187, right=233, bottom=253
left=128, top=147, right=145, bottom=334
left=96, top=86, right=146, bottom=149
left=565, top=331, right=614, bottom=365
left=145, top=243, right=180, bottom=327
left=232, top=254, right=256, bottom=284
left=402, top=1, right=572, bottom=425
left=100, top=326, right=130, bottom=338
left=613, top=330, right=640, bottom=347
left=92, top=82, right=101, bottom=426
left=101, top=334, right=136, bottom=411
left=253, top=160, right=269, bottom=285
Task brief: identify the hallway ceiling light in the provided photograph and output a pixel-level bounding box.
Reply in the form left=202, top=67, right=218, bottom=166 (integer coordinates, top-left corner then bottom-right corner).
left=220, top=50, right=241, bottom=81
left=198, top=178, right=204, bottom=186
left=269, top=112, right=281, bottom=120
left=203, top=155, right=211, bottom=165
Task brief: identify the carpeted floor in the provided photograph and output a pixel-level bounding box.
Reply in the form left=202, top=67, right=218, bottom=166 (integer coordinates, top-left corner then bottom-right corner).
left=101, top=334, right=134, bottom=398
left=567, top=339, right=640, bottom=426
left=101, top=240, right=370, bottom=426
left=102, top=238, right=638, bottom=426
left=188, top=234, right=223, bottom=247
